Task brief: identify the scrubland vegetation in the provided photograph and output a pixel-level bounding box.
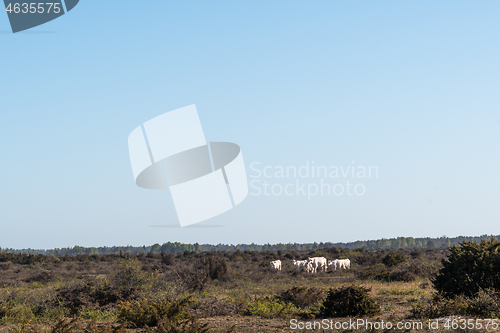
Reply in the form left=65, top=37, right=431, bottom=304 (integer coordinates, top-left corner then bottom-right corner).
left=1, top=239, right=500, bottom=332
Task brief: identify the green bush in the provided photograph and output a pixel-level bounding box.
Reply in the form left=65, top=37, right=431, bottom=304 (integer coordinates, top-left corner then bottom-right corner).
left=382, top=252, right=406, bottom=267
left=243, top=297, right=299, bottom=319
left=320, top=285, right=380, bottom=318
left=0, top=301, right=14, bottom=318
left=433, top=239, right=500, bottom=297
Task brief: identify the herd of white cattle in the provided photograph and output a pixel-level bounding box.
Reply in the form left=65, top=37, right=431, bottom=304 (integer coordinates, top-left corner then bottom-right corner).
left=269, top=257, right=351, bottom=273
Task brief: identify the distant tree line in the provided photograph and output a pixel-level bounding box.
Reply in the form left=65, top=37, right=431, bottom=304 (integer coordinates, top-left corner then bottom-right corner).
left=1, top=234, right=499, bottom=256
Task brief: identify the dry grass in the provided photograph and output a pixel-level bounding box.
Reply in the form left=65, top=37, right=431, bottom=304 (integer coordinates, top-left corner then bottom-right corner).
left=0, top=248, right=477, bottom=332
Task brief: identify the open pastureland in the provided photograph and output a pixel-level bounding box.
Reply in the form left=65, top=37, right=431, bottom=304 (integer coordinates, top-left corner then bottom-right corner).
left=0, top=246, right=498, bottom=332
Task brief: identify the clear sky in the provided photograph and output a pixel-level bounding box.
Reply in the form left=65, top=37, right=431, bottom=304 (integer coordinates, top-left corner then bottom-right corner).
left=1, top=1, right=499, bottom=249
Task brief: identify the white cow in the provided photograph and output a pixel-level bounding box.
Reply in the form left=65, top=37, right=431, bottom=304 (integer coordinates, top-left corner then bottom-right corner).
left=292, top=259, right=307, bottom=270
left=305, top=261, right=314, bottom=273
left=307, top=257, right=328, bottom=273
left=328, top=259, right=350, bottom=270
left=270, top=260, right=282, bottom=270
left=292, top=260, right=314, bottom=273
left=338, top=259, right=350, bottom=269
left=328, top=260, right=338, bottom=270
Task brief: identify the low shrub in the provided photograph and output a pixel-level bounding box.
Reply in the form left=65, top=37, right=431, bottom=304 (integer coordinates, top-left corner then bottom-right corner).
left=410, top=251, right=422, bottom=259
left=56, top=280, right=122, bottom=314
left=356, top=264, right=390, bottom=281
left=320, top=285, right=380, bottom=318
left=8, top=322, right=41, bottom=333
left=111, top=259, right=153, bottom=298
left=0, top=301, right=38, bottom=324
left=181, top=269, right=209, bottom=292
left=25, top=271, right=55, bottom=283
left=278, top=286, right=324, bottom=309
left=203, top=257, right=229, bottom=280
left=354, top=252, right=382, bottom=266
left=243, top=297, right=299, bottom=319
left=146, top=317, right=209, bottom=333
left=356, top=264, right=417, bottom=282
left=117, top=298, right=190, bottom=327
left=180, top=256, right=229, bottom=292
left=161, top=253, right=175, bottom=266
left=411, top=290, right=500, bottom=319
left=0, top=262, right=13, bottom=270
left=0, top=301, right=14, bottom=318
left=382, top=252, right=406, bottom=267
left=388, top=270, right=416, bottom=282
left=8, top=318, right=126, bottom=333
left=77, top=307, right=117, bottom=321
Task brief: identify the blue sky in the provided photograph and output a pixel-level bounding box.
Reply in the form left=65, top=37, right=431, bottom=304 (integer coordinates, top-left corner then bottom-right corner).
left=1, top=1, right=499, bottom=249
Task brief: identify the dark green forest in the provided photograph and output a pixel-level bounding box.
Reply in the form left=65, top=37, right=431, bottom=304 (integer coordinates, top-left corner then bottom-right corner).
left=1, top=234, right=499, bottom=256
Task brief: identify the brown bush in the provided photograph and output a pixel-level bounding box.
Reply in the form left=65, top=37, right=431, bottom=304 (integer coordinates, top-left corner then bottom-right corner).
left=354, top=252, right=383, bottom=266
left=25, top=270, right=55, bottom=283
left=278, top=286, right=324, bottom=308
left=110, top=258, right=152, bottom=298
left=389, top=270, right=416, bottom=282
left=0, top=262, right=13, bottom=270
left=56, top=280, right=122, bottom=314
left=410, top=250, right=422, bottom=258
left=161, top=253, right=176, bottom=266
left=411, top=290, right=500, bottom=319
left=188, top=256, right=229, bottom=283
left=117, top=298, right=191, bottom=327
left=205, top=257, right=229, bottom=280
left=183, top=269, right=209, bottom=292
left=355, top=264, right=390, bottom=281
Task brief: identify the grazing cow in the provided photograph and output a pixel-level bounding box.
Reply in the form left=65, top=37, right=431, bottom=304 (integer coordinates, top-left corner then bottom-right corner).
left=328, top=259, right=339, bottom=270
left=338, top=259, right=350, bottom=269
left=270, top=260, right=282, bottom=270
left=307, top=257, right=328, bottom=273
left=328, top=259, right=350, bottom=270
left=292, top=259, right=314, bottom=273
left=292, top=259, right=308, bottom=271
